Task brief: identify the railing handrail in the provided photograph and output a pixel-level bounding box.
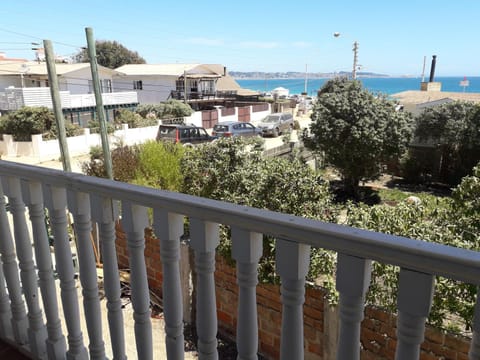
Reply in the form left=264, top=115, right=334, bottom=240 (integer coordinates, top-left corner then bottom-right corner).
left=1, top=159, right=479, bottom=285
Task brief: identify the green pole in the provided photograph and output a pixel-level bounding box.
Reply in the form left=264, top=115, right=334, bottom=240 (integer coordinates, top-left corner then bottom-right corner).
left=85, top=27, right=113, bottom=179
left=44, top=40, right=71, bottom=172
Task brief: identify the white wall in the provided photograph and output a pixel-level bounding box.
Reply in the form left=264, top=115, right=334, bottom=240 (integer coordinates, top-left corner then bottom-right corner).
left=113, top=75, right=176, bottom=104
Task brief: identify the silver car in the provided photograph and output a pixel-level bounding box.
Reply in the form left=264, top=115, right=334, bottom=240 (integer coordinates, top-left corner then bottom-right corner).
left=212, top=121, right=262, bottom=138
left=257, top=112, right=294, bottom=137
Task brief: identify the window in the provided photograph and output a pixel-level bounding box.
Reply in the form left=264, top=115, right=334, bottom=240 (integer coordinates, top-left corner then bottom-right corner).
left=133, top=80, right=143, bottom=90
left=102, top=79, right=112, bottom=93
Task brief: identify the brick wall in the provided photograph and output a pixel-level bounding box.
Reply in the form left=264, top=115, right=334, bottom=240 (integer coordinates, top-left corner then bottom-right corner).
left=115, top=224, right=471, bottom=359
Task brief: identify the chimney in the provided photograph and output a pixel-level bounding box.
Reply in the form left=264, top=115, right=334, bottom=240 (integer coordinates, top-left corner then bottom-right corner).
left=223, top=66, right=227, bottom=76
left=429, top=55, right=437, bottom=82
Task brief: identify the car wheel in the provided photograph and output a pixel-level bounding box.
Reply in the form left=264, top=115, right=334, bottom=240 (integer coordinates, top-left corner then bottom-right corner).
left=273, top=128, right=279, bottom=137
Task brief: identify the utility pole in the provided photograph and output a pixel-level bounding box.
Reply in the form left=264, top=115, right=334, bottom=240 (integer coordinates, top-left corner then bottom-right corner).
left=352, top=41, right=359, bottom=80
left=303, top=64, right=308, bottom=95
left=85, top=27, right=113, bottom=179
left=44, top=39, right=71, bottom=171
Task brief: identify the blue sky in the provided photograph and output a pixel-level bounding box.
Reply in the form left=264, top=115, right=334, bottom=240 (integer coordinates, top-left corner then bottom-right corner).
left=0, top=0, right=478, bottom=76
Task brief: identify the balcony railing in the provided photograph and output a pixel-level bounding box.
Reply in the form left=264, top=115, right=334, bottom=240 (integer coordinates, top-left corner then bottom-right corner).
left=170, top=90, right=237, bottom=101
left=0, top=160, right=479, bottom=359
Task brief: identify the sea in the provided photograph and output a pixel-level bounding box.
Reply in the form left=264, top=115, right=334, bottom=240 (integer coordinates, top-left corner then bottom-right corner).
left=236, top=77, right=480, bottom=97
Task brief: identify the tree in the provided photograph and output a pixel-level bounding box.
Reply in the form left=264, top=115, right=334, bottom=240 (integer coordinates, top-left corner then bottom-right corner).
left=412, top=101, right=480, bottom=185
left=304, top=77, right=414, bottom=196
left=135, top=100, right=194, bottom=119
left=75, top=40, right=146, bottom=69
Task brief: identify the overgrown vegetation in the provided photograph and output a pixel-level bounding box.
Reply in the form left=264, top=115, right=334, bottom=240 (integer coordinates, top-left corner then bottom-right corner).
left=75, top=40, right=146, bottom=69
left=135, top=100, right=194, bottom=119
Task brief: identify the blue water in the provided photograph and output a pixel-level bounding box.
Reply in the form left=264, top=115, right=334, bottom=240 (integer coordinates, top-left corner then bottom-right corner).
left=237, top=77, right=480, bottom=96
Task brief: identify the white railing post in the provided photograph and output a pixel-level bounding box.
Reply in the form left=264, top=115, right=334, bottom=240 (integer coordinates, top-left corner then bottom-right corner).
left=335, top=253, right=372, bottom=360
left=90, top=195, right=127, bottom=360
left=121, top=201, right=152, bottom=360
left=276, top=239, right=311, bottom=360
left=395, top=268, right=435, bottom=359
left=3, top=176, right=47, bottom=357
left=22, top=180, right=67, bottom=359
left=469, top=289, right=480, bottom=358
left=44, top=185, right=88, bottom=360
left=0, top=259, right=12, bottom=340
left=231, top=227, right=262, bottom=360
left=0, top=181, right=28, bottom=345
left=153, top=209, right=185, bottom=359
left=67, top=191, right=106, bottom=360
left=189, top=218, right=219, bottom=360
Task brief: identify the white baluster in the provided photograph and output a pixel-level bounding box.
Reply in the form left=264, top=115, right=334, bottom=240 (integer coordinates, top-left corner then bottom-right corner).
left=189, top=218, right=219, bottom=360
left=231, top=227, right=262, bottom=360
left=276, top=239, right=311, bottom=360
left=22, top=180, right=67, bottom=359
left=90, top=195, right=126, bottom=360
left=335, top=253, right=372, bottom=360
left=469, top=289, right=480, bottom=358
left=0, top=179, right=28, bottom=344
left=44, top=185, right=88, bottom=360
left=4, top=176, right=47, bottom=358
left=67, top=191, right=105, bottom=360
left=122, top=201, right=152, bottom=360
left=0, top=260, right=12, bottom=340
left=395, top=268, right=434, bottom=360
left=153, top=209, right=185, bottom=359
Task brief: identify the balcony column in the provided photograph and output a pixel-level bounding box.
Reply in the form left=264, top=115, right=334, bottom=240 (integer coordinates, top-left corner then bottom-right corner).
left=0, top=258, right=12, bottom=339
left=395, top=268, right=435, bottom=359
left=3, top=176, right=47, bottom=358
left=469, top=289, right=480, bottom=357
left=231, top=227, right=262, bottom=360
left=90, top=196, right=126, bottom=360
left=67, top=191, right=105, bottom=360
left=121, top=201, right=152, bottom=360
left=21, top=180, right=66, bottom=359
left=0, top=181, right=27, bottom=345
left=276, top=239, right=311, bottom=360
left=44, top=185, right=88, bottom=360
left=336, top=253, right=372, bottom=360
left=189, top=218, right=219, bottom=360
left=153, top=209, right=185, bottom=359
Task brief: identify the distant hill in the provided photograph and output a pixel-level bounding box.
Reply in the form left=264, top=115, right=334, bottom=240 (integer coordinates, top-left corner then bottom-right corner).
left=230, top=71, right=389, bottom=79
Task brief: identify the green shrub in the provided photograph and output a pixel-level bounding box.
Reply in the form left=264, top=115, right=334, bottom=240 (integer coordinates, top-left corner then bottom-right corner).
left=0, top=107, right=53, bottom=140
left=133, top=141, right=184, bottom=191
left=87, top=120, right=115, bottom=134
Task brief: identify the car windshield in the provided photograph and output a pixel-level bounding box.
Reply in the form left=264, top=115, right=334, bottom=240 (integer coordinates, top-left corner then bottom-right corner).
left=262, top=115, right=280, bottom=123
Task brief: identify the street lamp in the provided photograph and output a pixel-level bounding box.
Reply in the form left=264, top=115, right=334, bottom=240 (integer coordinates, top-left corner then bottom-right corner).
left=333, top=33, right=359, bottom=80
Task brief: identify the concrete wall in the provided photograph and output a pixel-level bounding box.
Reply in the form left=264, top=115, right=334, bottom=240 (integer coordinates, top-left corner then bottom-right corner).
left=113, top=75, right=176, bottom=104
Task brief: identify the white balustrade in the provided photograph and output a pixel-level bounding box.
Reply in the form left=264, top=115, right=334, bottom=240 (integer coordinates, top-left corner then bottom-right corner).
left=0, top=179, right=28, bottom=345
left=190, top=218, right=219, bottom=360
left=90, top=195, right=126, bottom=360
left=276, top=239, right=311, bottom=360
left=336, top=253, right=372, bottom=360
left=154, top=209, right=185, bottom=359
left=395, top=268, right=435, bottom=359
left=121, top=201, right=152, bottom=360
left=0, top=255, right=12, bottom=339
left=67, top=191, right=106, bottom=359
left=43, top=184, right=88, bottom=360
left=231, top=227, right=262, bottom=360
left=469, top=291, right=480, bottom=358
left=22, top=180, right=66, bottom=359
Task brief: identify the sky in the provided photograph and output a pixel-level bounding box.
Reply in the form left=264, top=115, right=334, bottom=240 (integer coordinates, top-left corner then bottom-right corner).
left=0, top=0, right=478, bottom=77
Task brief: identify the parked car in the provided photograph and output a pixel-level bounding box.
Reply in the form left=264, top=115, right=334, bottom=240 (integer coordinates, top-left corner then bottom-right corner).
left=257, top=112, right=294, bottom=137
left=211, top=121, right=262, bottom=138
left=156, top=124, right=216, bottom=145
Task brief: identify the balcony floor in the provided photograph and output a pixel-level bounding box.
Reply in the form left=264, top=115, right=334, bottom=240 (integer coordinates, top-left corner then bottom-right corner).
left=0, top=340, right=31, bottom=359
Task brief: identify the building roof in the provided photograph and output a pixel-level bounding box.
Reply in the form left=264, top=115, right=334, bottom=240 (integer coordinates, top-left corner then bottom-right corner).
left=115, top=63, right=212, bottom=76
left=0, top=61, right=116, bottom=76
left=392, top=90, right=480, bottom=104
left=216, top=75, right=260, bottom=96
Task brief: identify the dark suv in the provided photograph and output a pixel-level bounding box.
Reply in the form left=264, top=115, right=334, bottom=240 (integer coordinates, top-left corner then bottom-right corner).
left=156, top=124, right=216, bottom=145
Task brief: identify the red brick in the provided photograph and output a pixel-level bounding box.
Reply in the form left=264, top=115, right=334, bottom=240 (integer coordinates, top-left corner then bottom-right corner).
left=306, top=340, right=322, bottom=356
left=424, top=326, right=445, bottom=345
left=444, top=333, right=470, bottom=353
